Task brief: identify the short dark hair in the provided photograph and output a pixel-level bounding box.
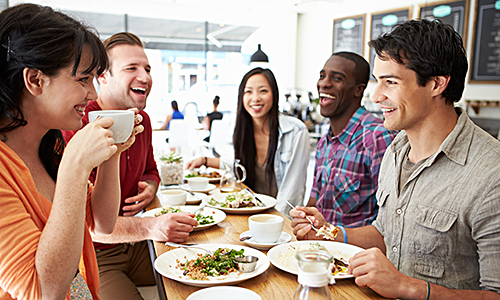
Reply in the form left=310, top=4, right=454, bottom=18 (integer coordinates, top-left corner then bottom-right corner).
left=332, top=51, right=370, bottom=86
left=213, top=95, right=220, bottom=106
left=103, top=32, right=143, bottom=74
left=368, top=19, right=467, bottom=104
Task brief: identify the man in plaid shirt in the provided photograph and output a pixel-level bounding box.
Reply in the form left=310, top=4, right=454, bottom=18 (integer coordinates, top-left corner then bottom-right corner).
left=308, top=52, right=396, bottom=227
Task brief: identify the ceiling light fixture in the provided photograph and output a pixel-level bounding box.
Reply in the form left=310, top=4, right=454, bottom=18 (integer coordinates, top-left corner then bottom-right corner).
left=250, top=44, right=269, bottom=63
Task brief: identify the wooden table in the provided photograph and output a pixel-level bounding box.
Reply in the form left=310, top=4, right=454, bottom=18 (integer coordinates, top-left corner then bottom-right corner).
left=147, top=190, right=385, bottom=300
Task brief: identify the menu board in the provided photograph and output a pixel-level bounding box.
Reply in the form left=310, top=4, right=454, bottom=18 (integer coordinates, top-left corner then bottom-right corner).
left=333, top=14, right=365, bottom=56
left=369, top=8, right=411, bottom=81
left=418, top=0, right=469, bottom=40
left=470, top=0, right=500, bottom=82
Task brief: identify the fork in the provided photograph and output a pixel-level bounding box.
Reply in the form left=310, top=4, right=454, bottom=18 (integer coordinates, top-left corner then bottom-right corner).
left=243, top=188, right=264, bottom=206
left=164, top=242, right=214, bottom=255
left=285, top=200, right=319, bottom=232
left=192, top=202, right=207, bottom=214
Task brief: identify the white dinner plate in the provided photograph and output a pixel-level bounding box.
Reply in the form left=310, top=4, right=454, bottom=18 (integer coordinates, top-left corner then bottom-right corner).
left=180, top=183, right=216, bottom=193
left=141, top=206, right=226, bottom=231
left=184, top=168, right=223, bottom=183
left=239, top=231, right=292, bottom=250
left=186, top=192, right=205, bottom=205
left=202, top=193, right=277, bottom=214
left=155, top=244, right=270, bottom=287
left=267, top=240, right=365, bottom=279
left=186, top=286, right=262, bottom=300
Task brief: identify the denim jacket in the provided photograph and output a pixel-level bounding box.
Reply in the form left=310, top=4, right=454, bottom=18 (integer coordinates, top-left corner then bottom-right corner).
left=273, top=115, right=310, bottom=216
left=220, top=115, right=310, bottom=217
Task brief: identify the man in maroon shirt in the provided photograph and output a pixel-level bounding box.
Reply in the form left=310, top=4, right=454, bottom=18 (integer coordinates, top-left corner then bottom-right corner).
left=63, top=32, right=198, bottom=300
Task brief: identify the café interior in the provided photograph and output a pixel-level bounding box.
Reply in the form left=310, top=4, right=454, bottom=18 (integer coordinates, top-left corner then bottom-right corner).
left=3, top=0, right=500, bottom=299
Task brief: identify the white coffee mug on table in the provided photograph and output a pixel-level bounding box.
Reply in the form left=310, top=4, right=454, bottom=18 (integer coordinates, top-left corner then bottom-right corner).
left=88, top=110, right=134, bottom=143
left=248, top=214, right=284, bottom=243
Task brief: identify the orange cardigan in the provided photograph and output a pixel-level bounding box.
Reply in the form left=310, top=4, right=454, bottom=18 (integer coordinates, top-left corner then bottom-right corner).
left=0, top=141, right=100, bottom=300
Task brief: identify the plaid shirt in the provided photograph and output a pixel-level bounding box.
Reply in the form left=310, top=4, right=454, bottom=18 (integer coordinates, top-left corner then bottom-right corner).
left=311, top=107, right=396, bottom=227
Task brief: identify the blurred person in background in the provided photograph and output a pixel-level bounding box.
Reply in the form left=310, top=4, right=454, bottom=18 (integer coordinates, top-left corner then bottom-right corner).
left=203, top=95, right=223, bottom=142
left=159, top=100, right=184, bottom=130
left=0, top=4, right=142, bottom=299
left=63, top=32, right=198, bottom=300
left=186, top=67, right=310, bottom=216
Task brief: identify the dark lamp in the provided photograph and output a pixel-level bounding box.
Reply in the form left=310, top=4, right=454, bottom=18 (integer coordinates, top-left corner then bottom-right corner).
left=250, top=44, right=269, bottom=63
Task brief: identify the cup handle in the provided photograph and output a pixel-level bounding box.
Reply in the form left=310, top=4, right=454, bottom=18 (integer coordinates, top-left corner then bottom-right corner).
left=235, top=163, right=247, bottom=183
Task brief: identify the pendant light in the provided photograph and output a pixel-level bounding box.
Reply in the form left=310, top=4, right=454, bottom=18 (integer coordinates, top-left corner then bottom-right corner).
left=250, top=44, right=269, bottom=63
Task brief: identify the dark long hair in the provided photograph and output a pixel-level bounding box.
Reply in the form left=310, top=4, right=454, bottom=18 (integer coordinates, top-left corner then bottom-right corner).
left=0, top=4, right=108, bottom=180
left=233, top=68, right=280, bottom=189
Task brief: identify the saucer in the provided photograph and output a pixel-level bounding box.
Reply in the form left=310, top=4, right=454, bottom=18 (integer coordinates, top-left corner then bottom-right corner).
left=239, top=231, right=292, bottom=250
left=180, top=183, right=216, bottom=193
left=186, top=192, right=205, bottom=205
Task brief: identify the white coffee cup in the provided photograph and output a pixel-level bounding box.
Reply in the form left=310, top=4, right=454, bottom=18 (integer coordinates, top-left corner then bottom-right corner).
left=248, top=214, right=284, bottom=243
left=159, top=189, right=187, bottom=206
left=88, top=110, right=135, bottom=143
left=187, top=177, right=209, bottom=191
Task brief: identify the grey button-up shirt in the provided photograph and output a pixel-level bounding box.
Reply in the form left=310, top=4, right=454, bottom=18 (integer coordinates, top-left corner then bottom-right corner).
left=373, top=108, right=500, bottom=292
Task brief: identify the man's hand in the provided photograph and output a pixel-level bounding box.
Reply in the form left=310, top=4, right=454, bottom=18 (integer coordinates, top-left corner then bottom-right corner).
left=349, top=248, right=423, bottom=299
left=115, top=109, right=144, bottom=154
left=123, top=181, right=156, bottom=216
left=290, top=206, right=327, bottom=240
left=150, top=213, right=199, bottom=243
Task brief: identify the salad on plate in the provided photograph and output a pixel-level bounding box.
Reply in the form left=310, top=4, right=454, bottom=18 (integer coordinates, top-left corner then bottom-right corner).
left=208, top=191, right=258, bottom=208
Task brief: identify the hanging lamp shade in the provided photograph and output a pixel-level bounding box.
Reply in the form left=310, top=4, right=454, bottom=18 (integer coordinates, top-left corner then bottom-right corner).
left=250, top=44, right=269, bottom=63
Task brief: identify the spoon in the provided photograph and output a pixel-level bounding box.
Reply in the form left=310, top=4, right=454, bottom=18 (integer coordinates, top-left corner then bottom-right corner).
left=285, top=200, right=319, bottom=232
left=164, top=242, right=213, bottom=255
left=239, top=235, right=252, bottom=241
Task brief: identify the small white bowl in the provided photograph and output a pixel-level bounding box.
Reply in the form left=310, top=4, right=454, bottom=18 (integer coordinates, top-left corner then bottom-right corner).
left=159, top=189, right=187, bottom=206
left=187, top=177, right=209, bottom=190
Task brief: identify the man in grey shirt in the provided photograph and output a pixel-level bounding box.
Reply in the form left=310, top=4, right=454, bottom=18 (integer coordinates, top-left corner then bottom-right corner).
left=290, top=19, right=500, bottom=299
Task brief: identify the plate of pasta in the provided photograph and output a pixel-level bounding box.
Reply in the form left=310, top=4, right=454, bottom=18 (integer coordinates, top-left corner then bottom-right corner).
left=154, top=244, right=270, bottom=287
left=267, top=241, right=364, bottom=279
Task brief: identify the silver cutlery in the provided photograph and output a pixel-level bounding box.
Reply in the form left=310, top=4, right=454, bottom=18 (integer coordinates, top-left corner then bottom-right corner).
left=285, top=200, right=319, bottom=232
left=243, top=188, right=264, bottom=206
left=164, top=242, right=213, bottom=255
left=192, top=203, right=207, bottom=214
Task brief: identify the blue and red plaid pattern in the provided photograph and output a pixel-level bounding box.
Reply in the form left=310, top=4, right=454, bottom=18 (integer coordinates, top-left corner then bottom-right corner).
left=311, top=107, right=396, bottom=227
